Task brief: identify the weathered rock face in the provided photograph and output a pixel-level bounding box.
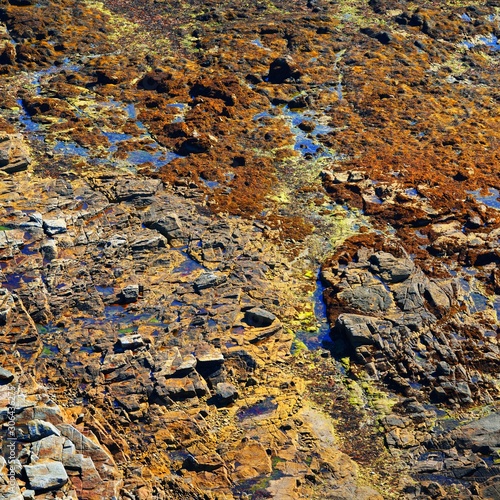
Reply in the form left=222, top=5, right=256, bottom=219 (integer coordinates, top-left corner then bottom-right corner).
left=1, top=0, right=499, bottom=498
left=0, top=133, right=30, bottom=174
left=323, top=236, right=499, bottom=407
left=0, top=383, right=122, bottom=499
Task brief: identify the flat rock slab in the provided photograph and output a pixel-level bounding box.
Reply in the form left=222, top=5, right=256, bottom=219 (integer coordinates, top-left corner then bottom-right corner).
left=24, top=461, right=68, bottom=491
left=0, top=133, right=31, bottom=174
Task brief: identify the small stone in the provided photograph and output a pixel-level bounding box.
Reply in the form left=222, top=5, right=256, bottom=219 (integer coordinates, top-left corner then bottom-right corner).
left=40, top=239, right=57, bottom=261
left=119, top=334, right=144, bottom=350
left=43, top=218, right=67, bottom=236
left=244, top=307, right=276, bottom=327
left=119, top=285, right=140, bottom=304
left=215, top=383, right=239, bottom=406
left=0, top=366, right=14, bottom=382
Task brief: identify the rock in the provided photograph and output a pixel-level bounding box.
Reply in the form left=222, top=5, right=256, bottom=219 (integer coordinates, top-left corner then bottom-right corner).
left=0, top=367, right=14, bottom=382
left=130, top=234, right=166, bottom=252
left=154, top=373, right=208, bottom=402
left=368, top=251, right=414, bottom=283
left=17, top=419, right=61, bottom=442
left=244, top=307, right=276, bottom=327
left=215, top=382, right=238, bottom=405
left=0, top=133, right=31, bottom=174
left=194, top=272, right=227, bottom=292
left=20, top=211, right=43, bottom=229
left=361, top=27, right=392, bottom=44
left=24, top=461, right=68, bottom=491
left=40, top=239, right=58, bottom=261
left=267, top=56, right=302, bottom=84
left=114, top=178, right=162, bottom=202
left=436, top=361, right=451, bottom=376
left=119, top=285, right=140, bottom=304
left=337, top=280, right=393, bottom=313
left=42, top=218, right=67, bottom=236
left=30, top=435, right=66, bottom=461
left=333, top=314, right=377, bottom=348
left=143, top=211, right=185, bottom=243
left=119, top=334, right=145, bottom=350
left=176, top=137, right=211, bottom=155
left=453, top=412, right=500, bottom=452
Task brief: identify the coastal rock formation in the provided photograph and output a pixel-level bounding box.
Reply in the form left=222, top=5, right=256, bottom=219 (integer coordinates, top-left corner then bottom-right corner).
left=0, top=0, right=499, bottom=498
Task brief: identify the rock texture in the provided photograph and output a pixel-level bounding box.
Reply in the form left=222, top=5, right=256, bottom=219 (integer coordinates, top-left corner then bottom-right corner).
left=0, top=0, right=499, bottom=499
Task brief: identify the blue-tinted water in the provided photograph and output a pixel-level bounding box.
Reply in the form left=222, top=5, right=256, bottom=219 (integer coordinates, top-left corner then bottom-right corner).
left=467, top=188, right=500, bottom=210
left=103, top=131, right=132, bottom=144
left=481, top=35, right=500, bottom=50
left=53, top=141, right=88, bottom=157
left=126, top=149, right=178, bottom=168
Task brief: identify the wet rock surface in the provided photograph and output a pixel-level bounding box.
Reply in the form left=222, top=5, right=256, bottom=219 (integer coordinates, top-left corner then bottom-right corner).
left=0, top=0, right=499, bottom=499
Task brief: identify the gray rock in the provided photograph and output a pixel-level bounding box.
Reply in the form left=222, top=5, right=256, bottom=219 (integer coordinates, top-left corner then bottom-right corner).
left=119, top=285, right=140, bottom=304
left=17, top=419, right=61, bottom=442
left=20, top=211, right=43, bottom=230
left=40, top=239, right=57, bottom=261
left=338, top=284, right=393, bottom=313
left=143, top=212, right=185, bottom=243
left=194, top=272, right=226, bottom=292
left=333, top=314, right=377, bottom=348
left=244, top=307, right=276, bottom=327
left=369, top=251, right=414, bottom=283
left=43, top=218, right=67, bottom=236
left=453, top=412, right=500, bottom=452
left=436, top=361, right=451, bottom=376
left=130, top=234, right=166, bottom=252
left=0, top=366, right=14, bottom=382
left=24, top=461, right=68, bottom=491
left=114, top=178, right=162, bottom=201
left=216, top=383, right=239, bottom=404
left=119, top=334, right=145, bottom=350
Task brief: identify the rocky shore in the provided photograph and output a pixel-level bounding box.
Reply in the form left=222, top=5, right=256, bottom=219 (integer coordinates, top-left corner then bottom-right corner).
left=0, top=0, right=499, bottom=499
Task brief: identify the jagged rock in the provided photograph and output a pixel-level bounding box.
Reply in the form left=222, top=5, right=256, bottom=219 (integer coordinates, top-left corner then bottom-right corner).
left=369, top=251, right=414, bottom=283
left=0, top=367, right=14, bottom=382
left=119, top=334, right=145, bottom=350
left=154, top=372, right=208, bottom=402
left=215, top=382, right=238, bottom=405
left=30, top=435, right=66, bottom=461
left=130, top=234, right=167, bottom=252
left=194, top=272, right=227, bottom=292
left=20, top=211, right=43, bottom=229
left=333, top=314, right=378, bottom=348
left=244, top=307, right=276, bottom=327
left=267, top=56, right=302, bottom=84
left=17, top=419, right=61, bottom=442
left=143, top=211, right=185, bottom=243
left=0, top=134, right=31, bottom=174
left=119, top=285, right=140, bottom=304
left=40, top=239, right=57, bottom=261
left=114, top=178, right=162, bottom=202
left=24, top=461, right=68, bottom=491
left=453, top=412, right=500, bottom=452
left=43, top=218, right=67, bottom=236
